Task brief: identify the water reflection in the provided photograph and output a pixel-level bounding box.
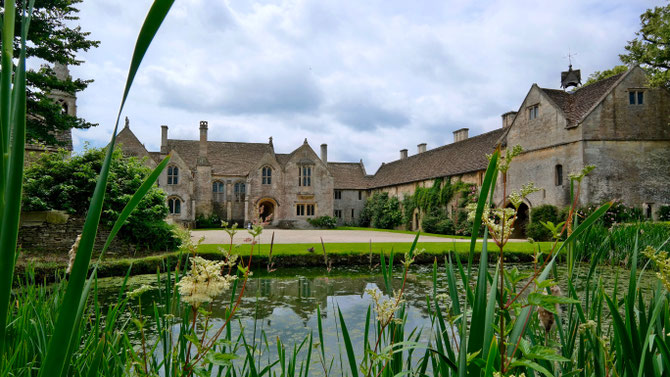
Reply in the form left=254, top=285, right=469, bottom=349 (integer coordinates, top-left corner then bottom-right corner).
left=96, top=263, right=658, bottom=376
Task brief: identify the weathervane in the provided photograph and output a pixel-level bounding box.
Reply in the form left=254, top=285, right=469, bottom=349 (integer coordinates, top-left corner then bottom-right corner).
left=561, top=49, right=581, bottom=89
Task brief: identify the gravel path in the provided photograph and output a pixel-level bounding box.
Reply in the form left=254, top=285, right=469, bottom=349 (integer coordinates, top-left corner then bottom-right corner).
left=191, top=229, right=471, bottom=245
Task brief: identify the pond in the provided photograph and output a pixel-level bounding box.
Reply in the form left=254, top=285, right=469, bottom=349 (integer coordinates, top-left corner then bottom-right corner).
left=95, top=262, right=659, bottom=375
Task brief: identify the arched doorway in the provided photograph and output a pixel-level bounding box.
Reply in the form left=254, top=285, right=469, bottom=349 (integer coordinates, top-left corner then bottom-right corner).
left=507, top=202, right=530, bottom=239
left=257, top=198, right=277, bottom=223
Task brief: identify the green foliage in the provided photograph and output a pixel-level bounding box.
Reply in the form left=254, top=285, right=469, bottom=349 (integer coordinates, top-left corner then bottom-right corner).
left=196, top=213, right=222, bottom=228
left=658, top=205, right=670, bottom=221
left=579, top=199, right=643, bottom=228
left=23, top=147, right=178, bottom=251
left=307, top=215, right=338, bottom=229
left=359, top=192, right=403, bottom=229
left=2, top=0, right=100, bottom=145
left=402, top=178, right=475, bottom=229
left=584, top=65, right=629, bottom=85
left=526, top=204, right=566, bottom=241
left=420, top=212, right=455, bottom=235
left=620, top=2, right=670, bottom=89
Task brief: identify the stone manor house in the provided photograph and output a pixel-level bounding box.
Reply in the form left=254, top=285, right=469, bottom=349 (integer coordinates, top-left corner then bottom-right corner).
left=117, top=66, right=670, bottom=229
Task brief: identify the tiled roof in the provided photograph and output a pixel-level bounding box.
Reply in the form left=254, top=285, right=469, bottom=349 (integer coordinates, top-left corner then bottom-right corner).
left=541, top=72, right=624, bottom=127
left=275, top=153, right=291, bottom=166
left=328, top=162, right=371, bottom=189
left=368, top=128, right=505, bottom=188
left=167, top=139, right=272, bottom=176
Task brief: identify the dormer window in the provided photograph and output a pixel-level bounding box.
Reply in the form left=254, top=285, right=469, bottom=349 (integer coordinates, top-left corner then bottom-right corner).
left=528, top=104, right=539, bottom=120
left=629, top=90, right=644, bottom=105
left=167, top=166, right=179, bottom=185
left=298, top=166, right=312, bottom=187
left=262, top=166, right=272, bottom=185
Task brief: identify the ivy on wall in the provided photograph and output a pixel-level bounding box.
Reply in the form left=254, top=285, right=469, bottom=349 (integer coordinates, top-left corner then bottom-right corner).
left=401, top=177, right=477, bottom=231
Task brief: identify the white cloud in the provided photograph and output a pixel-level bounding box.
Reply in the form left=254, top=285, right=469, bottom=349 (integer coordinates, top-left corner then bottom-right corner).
left=70, top=0, right=663, bottom=172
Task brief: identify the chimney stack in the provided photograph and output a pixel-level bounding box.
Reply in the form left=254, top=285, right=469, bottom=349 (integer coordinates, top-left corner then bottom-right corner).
left=417, top=143, right=427, bottom=154
left=501, top=111, right=517, bottom=128
left=161, top=125, right=168, bottom=153
left=400, top=149, right=408, bottom=160
left=453, top=128, right=469, bottom=143
left=198, top=121, right=209, bottom=163
left=320, top=143, right=328, bottom=163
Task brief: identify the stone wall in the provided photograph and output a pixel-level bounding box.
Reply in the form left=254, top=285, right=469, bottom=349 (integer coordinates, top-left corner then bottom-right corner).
left=334, top=189, right=367, bottom=225
left=18, top=211, right=136, bottom=255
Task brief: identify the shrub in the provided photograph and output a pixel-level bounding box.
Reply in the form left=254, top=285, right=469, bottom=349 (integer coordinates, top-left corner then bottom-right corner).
left=23, top=148, right=179, bottom=251
left=579, top=200, right=644, bottom=228
left=526, top=204, right=565, bottom=241
left=360, top=192, right=403, bottom=229
left=195, top=213, right=222, bottom=228
left=435, top=218, right=455, bottom=235
left=307, top=216, right=338, bottom=229
left=420, top=214, right=440, bottom=234
left=658, top=205, right=670, bottom=221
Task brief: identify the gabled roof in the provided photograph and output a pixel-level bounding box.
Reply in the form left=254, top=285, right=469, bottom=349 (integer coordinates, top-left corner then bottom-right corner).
left=540, top=72, right=626, bottom=127
left=368, top=128, right=505, bottom=188
left=167, top=139, right=273, bottom=176
left=116, top=126, right=149, bottom=157
left=328, top=162, right=371, bottom=189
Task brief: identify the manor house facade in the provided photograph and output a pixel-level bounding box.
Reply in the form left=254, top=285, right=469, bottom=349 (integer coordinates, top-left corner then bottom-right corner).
left=118, top=66, right=670, bottom=229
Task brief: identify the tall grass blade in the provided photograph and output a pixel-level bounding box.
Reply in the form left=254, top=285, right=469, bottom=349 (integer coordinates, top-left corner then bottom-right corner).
left=507, top=201, right=612, bottom=355
left=38, top=2, right=174, bottom=376
left=467, top=149, right=498, bottom=275
left=0, top=0, right=32, bottom=361
left=337, top=307, right=359, bottom=377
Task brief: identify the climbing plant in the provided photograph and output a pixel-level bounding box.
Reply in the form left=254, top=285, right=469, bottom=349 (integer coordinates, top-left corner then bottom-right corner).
left=401, top=178, right=476, bottom=230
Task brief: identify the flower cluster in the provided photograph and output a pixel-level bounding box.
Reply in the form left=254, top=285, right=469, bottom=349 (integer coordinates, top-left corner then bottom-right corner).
left=643, top=246, right=670, bottom=292
left=365, top=288, right=404, bottom=325
left=468, top=204, right=517, bottom=242
left=177, top=256, right=237, bottom=308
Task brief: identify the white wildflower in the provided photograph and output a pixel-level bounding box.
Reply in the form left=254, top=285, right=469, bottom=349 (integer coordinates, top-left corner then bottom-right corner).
left=177, top=256, right=237, bottom=308
left=128, top=284, right=152, bottom=298
left=66, top=234, right=82, bottom=274
left=365, top=288, right=404, bottom=325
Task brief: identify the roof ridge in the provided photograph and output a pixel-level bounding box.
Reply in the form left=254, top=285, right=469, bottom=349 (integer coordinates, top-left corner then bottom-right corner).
left=382, top=128, right=504, bottom=166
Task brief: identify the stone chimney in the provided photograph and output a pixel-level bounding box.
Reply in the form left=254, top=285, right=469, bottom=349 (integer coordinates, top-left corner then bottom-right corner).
left=400, top=149, right=408, bottom=160
left=161, top=125, right=168, bottom=153
left=198, top=121, right=209, bottom=165
left=501, top=111, right=517, bottom=128
left=417, top=143, right=427, bottom=154
left=453, top=128, right=469, bottom=143
left=320, top=143, right=328, bottom=163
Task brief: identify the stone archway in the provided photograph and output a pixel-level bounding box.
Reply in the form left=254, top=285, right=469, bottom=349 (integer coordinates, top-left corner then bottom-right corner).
left=507, top=202, right=530, bottom=239
left=257, top=198, right=278, bottom=223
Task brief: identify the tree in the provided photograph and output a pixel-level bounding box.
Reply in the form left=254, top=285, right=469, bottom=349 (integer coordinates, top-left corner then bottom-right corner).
left=584, top=65, right=629, bottom=86
left=22, top=147, right=180, bottom=251
left=2, top=0, right=99, bottom=146
left=620, top=2, right=670, bottom=89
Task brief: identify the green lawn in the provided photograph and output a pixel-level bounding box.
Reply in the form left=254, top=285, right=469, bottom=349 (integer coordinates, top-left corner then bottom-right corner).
left=333, top=226, right=474, bottom=239
left=197, top=240, right=554, bottom=257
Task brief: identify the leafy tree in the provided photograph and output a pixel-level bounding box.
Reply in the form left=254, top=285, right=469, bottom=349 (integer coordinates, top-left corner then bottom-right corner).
left=22, top=148, right=179, bottom=251
left=2, top=0, right=99, bottom=145
left=620, top=2, right=670, bottom=89
left=584, top=65, right=629, bottom=85
left=359, top=193, right=403, bottom=229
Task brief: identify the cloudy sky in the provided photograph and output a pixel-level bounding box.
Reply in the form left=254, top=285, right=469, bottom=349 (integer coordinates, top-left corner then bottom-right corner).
left=68, top=0, right=662, bottom=172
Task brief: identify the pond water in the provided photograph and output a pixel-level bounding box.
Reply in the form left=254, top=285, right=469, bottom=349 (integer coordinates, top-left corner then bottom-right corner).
left=95, top=262, right=659, bottom=375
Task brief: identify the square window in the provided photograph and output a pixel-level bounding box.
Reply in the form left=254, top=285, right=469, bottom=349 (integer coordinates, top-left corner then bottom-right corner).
left=528, top=105, right=539, bottom=120
left=358, top=191, right=362, bottom=200
left=638, top=91, right=644, bottom=105
left=307, top=204, right=315, bottom=216
left=334, top=209, right=342, bottom=218
left=335, top=190, right=342, bottom=200
left=296, top=204, right=305, bottom=216
left=629, top=91, right=635, bottom=105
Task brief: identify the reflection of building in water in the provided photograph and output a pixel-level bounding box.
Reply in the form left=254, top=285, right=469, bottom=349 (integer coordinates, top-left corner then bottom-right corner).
left=211, top=274, right=435, bottom=323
